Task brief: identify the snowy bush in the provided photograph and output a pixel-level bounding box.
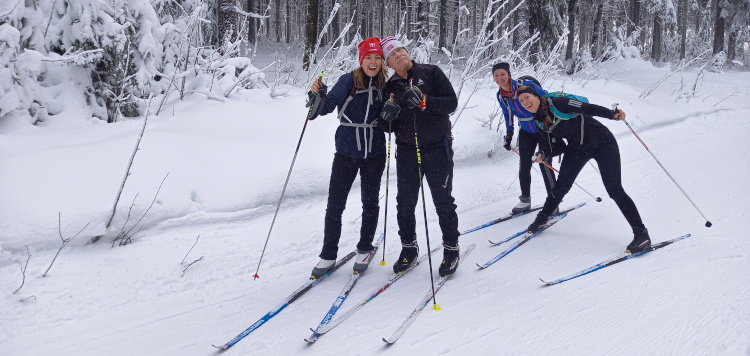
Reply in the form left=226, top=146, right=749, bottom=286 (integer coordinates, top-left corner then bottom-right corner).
left=0, top=24, right=46, bottom=128
left=602, top=28, right=641, bottom=60
left=708, top=51, right=726, bottom=72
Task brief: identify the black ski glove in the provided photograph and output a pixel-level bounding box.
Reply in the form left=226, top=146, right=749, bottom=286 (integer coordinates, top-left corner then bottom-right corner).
left=305, top=83, right=328, bottom=120
left=381, top=100, right=400, bottom=123
left=403, top=86, right=425, bottom=110
left=503, top=133, right=513, bottom=151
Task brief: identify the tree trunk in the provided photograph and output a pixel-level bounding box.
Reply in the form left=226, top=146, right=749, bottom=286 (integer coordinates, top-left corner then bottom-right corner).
left=285, top=0, right=291, bottom=43
left=248, top=0, right=257, bottom=44
left=712, top=0, right=725, bottom=54
left=451, top=0, right=461, bottom=51
left=565, top=0, right=577, bottom=60
left=591, top=0, right=603, bottom=57
left=303, top=0, right=320, bottom=70
left=628, top=0, right=640, bottom=41
left=513, top=0, right=530, bottom=50
left=218, top=0, right=237, bottom=48
left=439, top=0, right=448, bottom=48
left=679, top=0, right=687, bottom=59
left=651, top=14, right=662, bottom=61
left=380, top=0, right=385, bottom=36
left=275, top=0, right=281, bottom=42
left=417, top=0, right=429, bottom=41
left=331, top=0, right=340, bottom=43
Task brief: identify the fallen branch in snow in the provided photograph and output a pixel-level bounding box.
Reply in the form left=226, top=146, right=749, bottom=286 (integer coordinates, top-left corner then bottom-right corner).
left=181, top=235, right=201, bottom=265
left=13, top=246, right=31, bottom=294
left=182, top=257, right=204, bottom=277
left=92, top=96, right=154, bottom=244
left=43, top=213, right=90, bottom=277
left=112, top=173, right=170, bottom=247
left=181, top=235, right=204, bottom=276
left=640, top=51, right=709, bottom=99
left=712, top=86, right=739, bottom=107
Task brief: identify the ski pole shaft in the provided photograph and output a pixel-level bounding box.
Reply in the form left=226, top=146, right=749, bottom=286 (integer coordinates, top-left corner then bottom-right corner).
left=622, top=119, right=712, bottom=227
left=410, top=80, right=439, bottom=310
left=381, top=93, right=395, bottom=265
left=513, top=149, right=601, bottom=202
left=253, top=71, right=325, bottom=279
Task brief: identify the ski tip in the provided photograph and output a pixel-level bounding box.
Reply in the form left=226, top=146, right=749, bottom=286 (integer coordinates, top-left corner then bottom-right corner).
left=382, top=337, right=394, bottom=345
left=212, top=344, right=229, bottom=350
left=476, top=263, right=486, bottom=269
left=539, top=278, right=552, bottom=286
left=705, top=221, right=712, bottom=227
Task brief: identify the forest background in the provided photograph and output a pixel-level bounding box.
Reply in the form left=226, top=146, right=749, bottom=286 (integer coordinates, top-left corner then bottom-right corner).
left=1, top=0, right=748, bottom=128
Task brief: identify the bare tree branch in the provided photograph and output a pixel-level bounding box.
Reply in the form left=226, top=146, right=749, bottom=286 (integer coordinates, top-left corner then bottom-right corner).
left=181, top=235, right=201, bottom=265
left=44, top=213, right=90, bottom=277
left=14, top=246, right=31, bottom=294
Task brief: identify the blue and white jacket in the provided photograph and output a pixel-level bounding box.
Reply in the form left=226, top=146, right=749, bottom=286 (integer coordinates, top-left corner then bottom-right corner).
left=497, top=79, right=547, bottom=134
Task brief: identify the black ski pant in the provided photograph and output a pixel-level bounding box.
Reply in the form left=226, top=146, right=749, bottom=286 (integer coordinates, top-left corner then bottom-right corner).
left=320, top=152, right=386, bottom=260
left=395, top=136, right=460, bottom=247
left=518, top=129, right=556, bottom=198
left=540, top=140, right=645, bottom=229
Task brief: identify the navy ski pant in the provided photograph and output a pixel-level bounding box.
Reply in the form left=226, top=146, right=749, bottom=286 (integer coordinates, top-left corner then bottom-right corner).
left=395, top=136, right=460, bottom=246
left=518, top=129, right=556, bottom=198
left=540, top=140, right=645, bottom=229
left=320, top=152, right=386, bottom=260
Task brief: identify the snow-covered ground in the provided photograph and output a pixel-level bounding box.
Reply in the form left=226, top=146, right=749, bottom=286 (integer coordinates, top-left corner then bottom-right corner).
left=1, top=59, right=749, bottom=355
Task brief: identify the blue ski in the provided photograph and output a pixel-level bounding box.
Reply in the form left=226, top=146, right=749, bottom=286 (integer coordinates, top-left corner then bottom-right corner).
left=477, top=214, right=567, bottom=269
left=460, top=206, right=543, bottom=235
left=487, top=202, right=586, bottom=246
left=313, top=245, right=441, bottom=335
left=213, top=251, right=355, bottom=350
left=540, top=234, right=692, bottom=286
left=304, top=233, right=385, bottom=343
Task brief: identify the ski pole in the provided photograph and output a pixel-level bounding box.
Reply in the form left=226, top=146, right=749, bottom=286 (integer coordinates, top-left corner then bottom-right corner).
left=252, top=71, right=325, bottom=280
left=513, top=149, right=602, bottom=202
left=380, top=94, right=396, bottom=266
left=616, top=105, right=712, bottom=227
left=410, top=80, right=440, bottom=310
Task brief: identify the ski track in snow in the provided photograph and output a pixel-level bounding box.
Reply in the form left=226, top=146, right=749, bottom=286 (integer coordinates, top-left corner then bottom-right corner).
left=2, top=60, right=750, bottom=355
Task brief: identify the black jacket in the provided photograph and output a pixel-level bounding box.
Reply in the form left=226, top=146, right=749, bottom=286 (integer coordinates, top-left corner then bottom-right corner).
left=536, top=97, right=619, bottom=157
left=382, top=61, right=457, bottom=147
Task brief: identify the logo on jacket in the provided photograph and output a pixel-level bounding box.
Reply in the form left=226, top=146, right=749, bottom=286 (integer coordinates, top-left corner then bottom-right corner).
left=417, top=78, right=425, bottom=86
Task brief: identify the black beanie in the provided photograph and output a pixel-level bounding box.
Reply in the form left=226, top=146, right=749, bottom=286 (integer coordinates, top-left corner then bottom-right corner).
left=491, top=62, right=511, bottom=77
left=516, top=84, right=540, bottom=98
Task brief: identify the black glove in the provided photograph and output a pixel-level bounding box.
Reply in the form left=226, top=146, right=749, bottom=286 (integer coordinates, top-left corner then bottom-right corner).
left=305, top=83, right=328, bottom=120
left=403, top=86, right=425, bottom=110
left=381, top=100, right=400, bottom=123
left=503, top=133, right=513, bottom=151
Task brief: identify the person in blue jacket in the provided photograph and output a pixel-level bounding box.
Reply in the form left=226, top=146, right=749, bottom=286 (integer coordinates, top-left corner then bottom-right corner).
left=308, top=37, right=387, bottom=278
left=493, top=63, right=557, bottom=214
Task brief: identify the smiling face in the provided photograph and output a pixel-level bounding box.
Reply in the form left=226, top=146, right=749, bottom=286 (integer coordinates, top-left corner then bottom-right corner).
left=361, top=54, right=383, bottom=77
left=386, top=47, right=411, bottom=71
left=493, top=69, right=510, bottom=89
left=518, top=92, right=541, bottom=113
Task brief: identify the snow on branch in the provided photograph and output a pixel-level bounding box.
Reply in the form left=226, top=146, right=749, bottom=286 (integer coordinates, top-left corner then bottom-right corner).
left=233, top=5, right=269, bottom=19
